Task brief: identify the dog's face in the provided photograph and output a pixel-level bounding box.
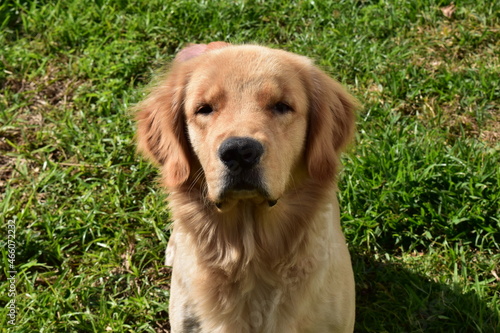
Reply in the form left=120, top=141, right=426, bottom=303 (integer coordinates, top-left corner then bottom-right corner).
left=184, top=46, right=310, bottom=206
left=136, top=43, right=356, bottom=209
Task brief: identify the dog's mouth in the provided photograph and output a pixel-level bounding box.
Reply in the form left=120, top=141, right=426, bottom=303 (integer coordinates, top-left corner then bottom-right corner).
left=214, top=196, right=278, bottom=211
left=214, top=178, right=278, bottom=211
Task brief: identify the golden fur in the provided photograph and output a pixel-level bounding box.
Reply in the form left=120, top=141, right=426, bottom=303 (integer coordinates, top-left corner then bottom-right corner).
left=135, top=42, right=358, bottom=333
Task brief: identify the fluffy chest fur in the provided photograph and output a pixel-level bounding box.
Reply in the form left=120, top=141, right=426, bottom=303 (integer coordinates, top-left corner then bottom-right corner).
left=166, top=185, right=345, bottom=333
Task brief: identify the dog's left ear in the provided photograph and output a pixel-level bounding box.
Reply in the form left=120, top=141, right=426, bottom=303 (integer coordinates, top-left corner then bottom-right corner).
left=306, top=67, right=358, bottom=182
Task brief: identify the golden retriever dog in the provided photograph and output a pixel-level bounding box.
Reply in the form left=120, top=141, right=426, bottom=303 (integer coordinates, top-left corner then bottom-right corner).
left=135, top=42, right=358, bottom=333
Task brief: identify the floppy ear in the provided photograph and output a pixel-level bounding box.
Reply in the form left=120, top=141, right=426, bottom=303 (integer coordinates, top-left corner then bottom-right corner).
left=306, top=67, right=358, bottom=182
left=135, top=42, right=231, bottom=188
left=135, top=64, right=191, bottom=188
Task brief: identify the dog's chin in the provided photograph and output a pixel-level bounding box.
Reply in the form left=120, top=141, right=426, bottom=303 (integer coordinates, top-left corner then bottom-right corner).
left=212, top=190, right=279, bottom=212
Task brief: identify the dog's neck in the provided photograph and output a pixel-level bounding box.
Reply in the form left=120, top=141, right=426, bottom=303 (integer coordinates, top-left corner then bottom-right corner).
left=168, top=178, right=335, bottom=279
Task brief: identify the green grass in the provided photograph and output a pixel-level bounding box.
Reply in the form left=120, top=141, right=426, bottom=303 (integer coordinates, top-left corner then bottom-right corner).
left=1, top=0, right=498, bottom=332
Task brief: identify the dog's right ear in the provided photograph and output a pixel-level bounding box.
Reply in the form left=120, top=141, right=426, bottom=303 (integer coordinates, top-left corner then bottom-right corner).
left=135, top=63, right=191, bottom=188
left=176, top=41, right=230, bottom=62
left=135, top=42, right=231, bottom=188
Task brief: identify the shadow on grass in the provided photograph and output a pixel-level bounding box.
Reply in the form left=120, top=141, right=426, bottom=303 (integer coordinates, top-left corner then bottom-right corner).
left=353, top=251, right=499, bottom=333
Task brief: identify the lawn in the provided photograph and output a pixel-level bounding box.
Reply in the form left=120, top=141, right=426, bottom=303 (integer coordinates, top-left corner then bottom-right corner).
left=0, top=0, right=499, bottom=332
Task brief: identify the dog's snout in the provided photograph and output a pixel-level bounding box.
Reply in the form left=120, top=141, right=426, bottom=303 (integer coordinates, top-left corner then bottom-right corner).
left=219, top=137, right=264, bottom=171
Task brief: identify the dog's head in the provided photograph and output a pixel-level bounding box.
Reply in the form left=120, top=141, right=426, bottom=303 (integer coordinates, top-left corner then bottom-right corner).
left=136, top=43, right=357, bottom=210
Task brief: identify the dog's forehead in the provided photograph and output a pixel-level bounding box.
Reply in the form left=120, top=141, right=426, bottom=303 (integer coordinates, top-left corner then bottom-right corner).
left=182, top=45, right=311, bottom=109
left=185, top=46, right=311, bottom=99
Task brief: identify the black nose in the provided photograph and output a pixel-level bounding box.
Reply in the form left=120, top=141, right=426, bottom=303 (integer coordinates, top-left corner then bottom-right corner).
left=218, top=137, right=264, bottom=172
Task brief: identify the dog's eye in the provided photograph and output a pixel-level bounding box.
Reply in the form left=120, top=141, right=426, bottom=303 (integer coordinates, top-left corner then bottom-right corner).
left=272, top=102, right=293, bottom=114
left=195, top=104, right=214, bottom=115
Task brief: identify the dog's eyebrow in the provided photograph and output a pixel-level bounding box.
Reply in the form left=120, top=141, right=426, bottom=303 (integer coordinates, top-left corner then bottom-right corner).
left=194, top=88, right=227, bottom=113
